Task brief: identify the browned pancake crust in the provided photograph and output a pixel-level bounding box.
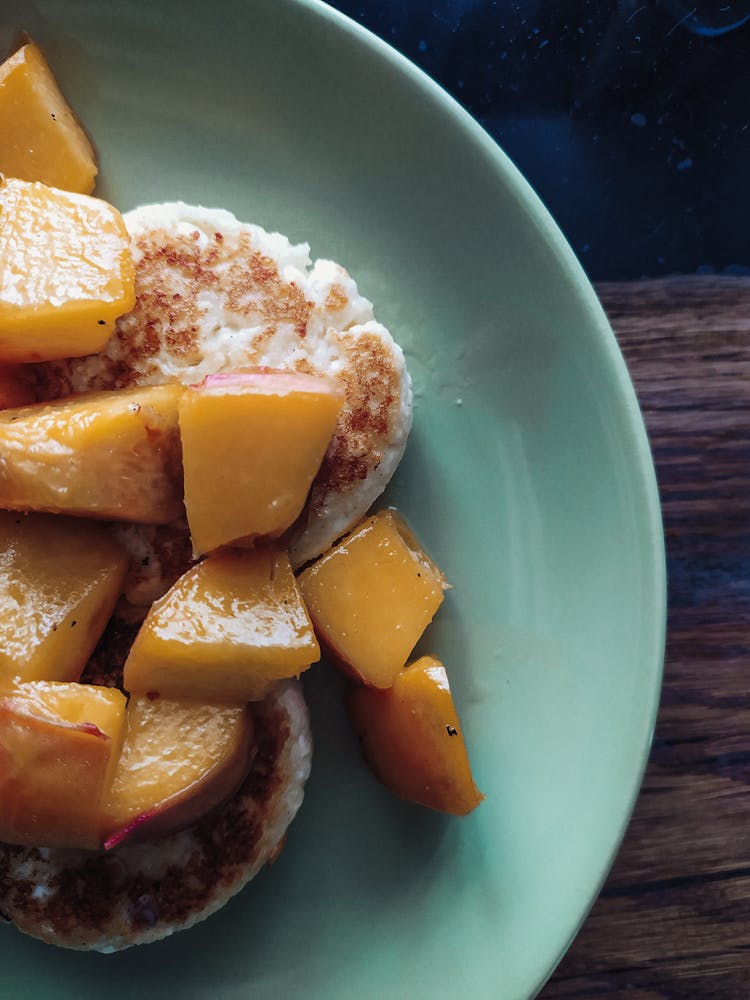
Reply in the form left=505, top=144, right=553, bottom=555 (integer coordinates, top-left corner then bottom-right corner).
left=30, top=226, right=403, bottom=520
left=0, top=624, right=305, bottom=950
left=0, top=681, right=308, bottom=951
left=29, top=208, right=411, bottom=569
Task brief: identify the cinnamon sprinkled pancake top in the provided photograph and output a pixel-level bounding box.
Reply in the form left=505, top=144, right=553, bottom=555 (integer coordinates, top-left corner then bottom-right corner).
left=33, top=202, right=413, bottom=572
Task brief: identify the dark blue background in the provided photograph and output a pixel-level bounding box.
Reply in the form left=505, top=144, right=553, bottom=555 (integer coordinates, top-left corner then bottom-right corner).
left=328, top=1, right=750, bottom=281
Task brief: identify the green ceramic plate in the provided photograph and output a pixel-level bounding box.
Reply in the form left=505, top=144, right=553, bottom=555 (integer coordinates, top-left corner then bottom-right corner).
left=0, top=1, right=665, bottom=997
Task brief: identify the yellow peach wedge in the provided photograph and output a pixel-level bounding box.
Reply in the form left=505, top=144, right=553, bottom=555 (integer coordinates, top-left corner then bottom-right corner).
left=0, top=384, right=184, bottom=523
left=348, top=655, right=484, bottom=816
left=0, top=681, right=126, bottom=848
left=0, top=177, right=134, bottom=362
left=0, top=511, right=128, bottom=685
left=179, top=369, right=345, bottom=554
left=124, top=546, right=319, bottom=704
left=298, top=509, right=447, bottom=688
left=0, top=41, right=98, bottom=194
left=103, top=695, right=253, bottom=850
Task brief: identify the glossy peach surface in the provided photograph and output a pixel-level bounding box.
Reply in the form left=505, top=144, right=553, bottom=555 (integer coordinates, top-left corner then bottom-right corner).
left=0, top=42, right=98, bottom=194
left=298, top=509, right=446, bottom=688
left=124, top=546, right=319, bottom=703
left=0, top=384, right=184, bottom=522
left=103, top=694, right=253, bottom=848
left=0, top=681, right=126, bottom=848
left=348, top=655, right=484, bottom=816
left=180, top=369, right=344, bottom=554
left=0, top=511, right=127, bottom=684
left=0, top=177, right=134, bottom=361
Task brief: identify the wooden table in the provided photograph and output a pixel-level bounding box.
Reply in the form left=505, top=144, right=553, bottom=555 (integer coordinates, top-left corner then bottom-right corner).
left=542, top=277, right=750, bottom=999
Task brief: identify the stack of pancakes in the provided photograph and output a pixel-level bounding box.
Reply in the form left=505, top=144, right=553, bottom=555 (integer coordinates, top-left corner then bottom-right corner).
left=0, top=203, right=412, bottom=950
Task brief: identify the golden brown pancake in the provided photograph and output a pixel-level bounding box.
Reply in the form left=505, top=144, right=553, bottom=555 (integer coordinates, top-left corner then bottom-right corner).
left=32, top=202, right=413, bottom=576
left=0, top=678, right=311, bottom=951
left=0, top=202, right=412, bottom=948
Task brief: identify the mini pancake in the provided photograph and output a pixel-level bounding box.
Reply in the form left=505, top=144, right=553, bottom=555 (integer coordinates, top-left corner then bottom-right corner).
left=33, top=203, right=413, bottom=580
left=0, top=203, right=410, bottom=949
left=0, top=680, right=311, bottom=951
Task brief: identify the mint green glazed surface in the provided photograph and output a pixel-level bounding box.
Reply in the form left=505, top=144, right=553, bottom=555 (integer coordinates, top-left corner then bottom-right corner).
left=0, top=2, right=665, bottom=997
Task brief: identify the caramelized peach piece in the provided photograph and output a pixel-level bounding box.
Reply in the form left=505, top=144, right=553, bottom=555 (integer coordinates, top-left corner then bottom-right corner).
left=0, top=681, right=126, bottom=848
left=0, top=42, right=97, bottom=194
left=0, top=177, right=134, bottom=362
left=348, top=655, right=484, bottom=816
left=298, top=509, right=447, bottom=688
left=0, top=384, right=184, bottom=523
left=124, top=546, right=319, bottom=703
left=0, top=511, right=127, bottom=684
left=179, top=369, right=345, bottom=554
left=103, top=695, right=253, bottom=849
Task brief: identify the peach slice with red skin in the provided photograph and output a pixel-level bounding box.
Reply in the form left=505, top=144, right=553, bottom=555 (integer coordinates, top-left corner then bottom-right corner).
left=0, top=681, right=126, bottom=848
left=348, top=655, right=484, bottom=816
left=179, top=368, right=345, bottom=555
left=298, top=509, right=447, bottom=689
left=103, top=695, right=253, bottom=850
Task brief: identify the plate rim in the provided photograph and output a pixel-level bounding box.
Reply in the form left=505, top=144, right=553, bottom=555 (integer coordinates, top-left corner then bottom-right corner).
left=8, top=0, right=667, bottom=993
left=292, top=0, right=667, bottom=994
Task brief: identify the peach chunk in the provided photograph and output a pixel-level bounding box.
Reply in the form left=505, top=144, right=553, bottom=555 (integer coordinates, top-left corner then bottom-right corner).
left=0, top=41, right=97, bottom=194
left=0, top=177, right=134, bottom=362
left=179, top=369, right=345, bottom=554
left=103, top=695, right=253, bottom=849
left=0, top=384, right=184, bottom=523
left=298, top=509, right=447, bottom=688
left=124, top=546, right=319, bottom=703
left=0, top=511, right=127, bottom=685
left=0, top=681, right=126, bottom=848
left=348, top=655, right=484, bottom=816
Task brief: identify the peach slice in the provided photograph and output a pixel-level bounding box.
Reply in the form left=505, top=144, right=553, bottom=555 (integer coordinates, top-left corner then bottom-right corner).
left=179, top=369, right=345, bottom=554
left=103, top=695, right=253, bottom=849
left=298, top=509, right=447, bottom=688
left=0, top=511, right=128, bottom=685
left=0, top=41, right=98, bottom=194
left=124, top=546, right=320, bottom=703
left=0, top=384, right=184, bottom=523
left=348, top=655, right=484, bottom=816
left=0, top=177, right=134, bottom=362
left=0, top=681, right=126, bottom=848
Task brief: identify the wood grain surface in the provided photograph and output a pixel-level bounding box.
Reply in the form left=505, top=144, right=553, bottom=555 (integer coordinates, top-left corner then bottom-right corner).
left=542, top=277, right=750, bottom=1000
